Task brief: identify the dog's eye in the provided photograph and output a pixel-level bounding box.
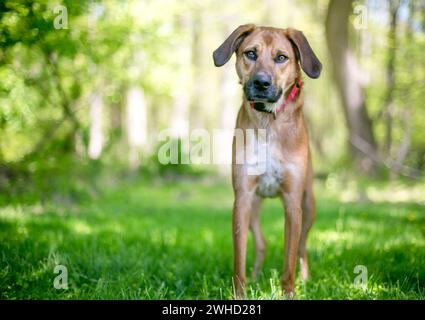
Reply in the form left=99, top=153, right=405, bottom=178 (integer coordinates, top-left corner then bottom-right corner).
left=244, top=51, right=257, bottom=61
left=275, top=54, right=288, bottom=63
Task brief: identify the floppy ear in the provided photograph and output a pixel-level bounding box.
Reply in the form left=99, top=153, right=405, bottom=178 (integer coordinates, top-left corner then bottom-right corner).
left=213, top=24, right=256, bottom=67
left=286, top=28, right=322, bottom=79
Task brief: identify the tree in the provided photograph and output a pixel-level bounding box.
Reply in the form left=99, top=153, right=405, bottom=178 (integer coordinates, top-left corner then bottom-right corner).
left=325, top=0, right=378, bottom=174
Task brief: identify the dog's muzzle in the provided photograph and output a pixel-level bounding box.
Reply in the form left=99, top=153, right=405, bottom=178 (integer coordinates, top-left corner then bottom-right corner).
left=244, top=72, right=282, bottom=104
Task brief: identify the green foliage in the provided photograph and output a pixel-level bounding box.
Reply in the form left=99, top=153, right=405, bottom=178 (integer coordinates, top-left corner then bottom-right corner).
left=0, top=0, right=184, bottom=164
left=1, top=0, right=424, bottom=179
left=364, top=7, right=425, bottom=171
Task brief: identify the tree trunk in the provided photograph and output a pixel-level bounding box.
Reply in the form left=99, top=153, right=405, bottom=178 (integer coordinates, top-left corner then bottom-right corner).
left=88, top=93, right=104, bottom=160
left=217, top=23, right=239, bottom=175
left=383, top=0, right=400, bottom=156
left=325, top=0, right=378, bottom=174
left=110, top=102, right=122, bottom=137
left=390, top=0, right=413, bottom=179
left=126, top=87, right=148, bottom=169
left=189, top=9, right=205, bottom=129
left=170, top=15, right=191, bottom=139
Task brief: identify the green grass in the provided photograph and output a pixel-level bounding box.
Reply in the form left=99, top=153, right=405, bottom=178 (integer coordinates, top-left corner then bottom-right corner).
left=0, top=178, right=424, bottom=299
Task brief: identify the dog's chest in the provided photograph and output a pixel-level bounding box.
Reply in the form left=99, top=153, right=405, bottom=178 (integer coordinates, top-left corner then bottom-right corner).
left=245, top=130, right=285, bottom=198
left=257, top=154, right=284, bottom=198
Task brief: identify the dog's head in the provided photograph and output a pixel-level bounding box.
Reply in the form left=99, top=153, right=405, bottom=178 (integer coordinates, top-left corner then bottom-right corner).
left=213, top=24, right=322, bottom=106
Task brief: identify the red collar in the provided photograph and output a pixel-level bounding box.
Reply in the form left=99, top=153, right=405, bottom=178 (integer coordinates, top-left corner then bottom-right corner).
left=275, top=79, right=303, bottom=114
left=250, top=79, right=303, bottom=118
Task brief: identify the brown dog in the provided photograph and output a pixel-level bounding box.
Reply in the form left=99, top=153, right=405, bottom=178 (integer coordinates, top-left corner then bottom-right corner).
left=213, top=24, right=322, bottom=298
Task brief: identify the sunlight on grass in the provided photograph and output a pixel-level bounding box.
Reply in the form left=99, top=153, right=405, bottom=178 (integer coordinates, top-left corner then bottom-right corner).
left=1, top=179, right=424, bottom=299
left=322, top=175, right=425, bottom=205
left=0, top=205, right=25, bottom=220
left=71, top=221, right=92, bottom=235
left=314, top=230, right=357, bottom=246
left=201, top=228, right=215, bottom=246
left=367, top=183, right=425, bottom=204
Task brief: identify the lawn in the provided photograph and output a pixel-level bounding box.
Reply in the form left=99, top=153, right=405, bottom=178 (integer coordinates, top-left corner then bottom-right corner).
left=0, top=177, right=424, bottom=299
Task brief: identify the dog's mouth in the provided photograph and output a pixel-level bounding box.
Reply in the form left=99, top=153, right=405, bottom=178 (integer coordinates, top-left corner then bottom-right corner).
left=245, top=88, right=283, bottom=114
left=250, top=102, right=268, bottom=112
left=244, top=87, right=283, bottom=104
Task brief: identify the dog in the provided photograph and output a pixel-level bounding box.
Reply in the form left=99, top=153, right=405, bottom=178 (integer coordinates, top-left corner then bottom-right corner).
left=213, top=24, right=322, bottom=298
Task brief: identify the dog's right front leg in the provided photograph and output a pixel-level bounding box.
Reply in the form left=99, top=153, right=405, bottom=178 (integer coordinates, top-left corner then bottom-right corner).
left=232, top=193, right=252, bottom=299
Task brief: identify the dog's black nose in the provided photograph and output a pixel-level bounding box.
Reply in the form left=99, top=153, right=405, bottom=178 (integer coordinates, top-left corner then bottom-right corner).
left=252, top=72, right=272, bottom=90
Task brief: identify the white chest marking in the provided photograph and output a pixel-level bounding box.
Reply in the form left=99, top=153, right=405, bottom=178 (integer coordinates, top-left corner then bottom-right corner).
left=245, top=129, right=286, bottom=198
left=257, top=151, right=284, bottom=198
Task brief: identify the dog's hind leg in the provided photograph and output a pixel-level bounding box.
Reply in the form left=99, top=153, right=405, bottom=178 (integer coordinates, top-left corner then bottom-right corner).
left=250, top=196, right=265, bottom=280
left=298, top=160, right=316, bottom=281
